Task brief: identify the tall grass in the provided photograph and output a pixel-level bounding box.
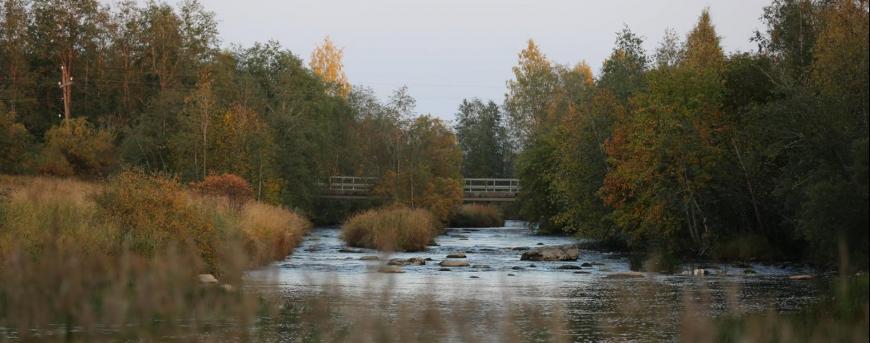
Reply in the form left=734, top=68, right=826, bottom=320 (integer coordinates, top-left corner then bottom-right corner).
left=0, top=172, right=309, bottom=340
left=341, top=206, right=439, bottom=252
left=449, top=203, right=505, bottom=228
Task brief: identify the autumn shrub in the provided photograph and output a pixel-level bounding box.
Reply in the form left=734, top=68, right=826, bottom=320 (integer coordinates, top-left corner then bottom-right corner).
left=0, top=173, right=310, bottom=340
left=239, top=201, right=311, bottom=265
left=36, top=118, right=115, bottom=177
left=95, top=169, right=219, bottom=270
left=341, top=206, right=439, bottom=252
left=449, top=203, right=505, bottom=228
left=190, top=173, right=254, bottom=210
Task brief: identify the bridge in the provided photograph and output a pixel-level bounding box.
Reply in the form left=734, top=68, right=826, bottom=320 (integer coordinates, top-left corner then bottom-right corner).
left=317, top=176, right=519, bottom=202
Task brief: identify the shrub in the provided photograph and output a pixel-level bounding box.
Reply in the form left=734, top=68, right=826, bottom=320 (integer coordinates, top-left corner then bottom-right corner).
left=239, top=202, right=311, bottom=265
left=0, top=108, right=32, bottom=174
left=449, top=204, right=505, bottom=228
left=36, top=118, right=115, bottom=177
left=95, top=169, right=218, bottom=270
left=341, top=206, right=438, bottom=252
left=191, top=173, right=254, bottom=210
left=0, top=174, right=310, bottom=338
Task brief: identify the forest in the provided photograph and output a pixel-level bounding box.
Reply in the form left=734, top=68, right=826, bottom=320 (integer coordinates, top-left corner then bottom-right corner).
left=1, top=0, right=868, bottom=270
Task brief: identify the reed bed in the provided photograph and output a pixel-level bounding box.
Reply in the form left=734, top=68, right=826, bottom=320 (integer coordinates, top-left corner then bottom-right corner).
left=341, top=206, right=439, bottom=252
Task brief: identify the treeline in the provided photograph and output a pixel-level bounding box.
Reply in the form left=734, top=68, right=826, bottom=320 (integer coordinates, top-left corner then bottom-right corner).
left=482, top=0, right=867, bottom=267
left=0, top=0, right=462, bottom=220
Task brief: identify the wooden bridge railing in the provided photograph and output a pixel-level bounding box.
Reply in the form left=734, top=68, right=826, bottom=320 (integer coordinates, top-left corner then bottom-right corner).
left=317, top=176, right=520, bottom=201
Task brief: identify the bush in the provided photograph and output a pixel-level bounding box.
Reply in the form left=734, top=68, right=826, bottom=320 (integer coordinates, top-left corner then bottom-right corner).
left=449, top=204, right=505, bottom=228
left=191, top=173, right=254, bottom=210
left=0, top=108, right=32, bottom=174
left=36, top=118, right=115, bottom=177
left=239, top=202, right=311, bottom=265
left=341, top=206, right=439, bottom=252
left=0, top=174, right=310, bottom=338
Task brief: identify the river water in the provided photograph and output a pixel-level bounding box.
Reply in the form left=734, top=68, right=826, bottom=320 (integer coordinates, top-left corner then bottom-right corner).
left=244, top=221, right=823, bottom=341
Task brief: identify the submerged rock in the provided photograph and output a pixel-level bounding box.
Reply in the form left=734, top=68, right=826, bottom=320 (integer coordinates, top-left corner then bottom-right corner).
left=359, top=255, right=380, bottom=261
left=388, top=257, right=426, bottom=266
left=469, top=275, right=480, bottom=279
left=439, top=259, right=470, bottom=267
left=520, top=244, right=580, bottom=261
left=580, top=262, right=593, bottom=267
left=557, top=265, right=582, bottom=270
left=378, top=265, right=405, bottom=273
left=511, top=247, right=530, bottom=251
left=604, top=271, right=644, bottom=279
left=338, top=247, right=364, bottom=253
left=573, top=271, right=590, bottom=274
left=446, top=253, right=466, bottom=258
left=511, top=266, right=525, bottom=270
left=439, top=267, right=451, bottom=271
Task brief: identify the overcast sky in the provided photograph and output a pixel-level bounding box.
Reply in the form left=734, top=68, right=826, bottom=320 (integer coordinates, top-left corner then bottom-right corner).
left=117, top=0, right=772, bottom=122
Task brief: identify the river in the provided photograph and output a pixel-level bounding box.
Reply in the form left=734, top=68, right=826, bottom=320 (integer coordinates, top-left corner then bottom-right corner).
left=244, top=220, right=823, bottom=341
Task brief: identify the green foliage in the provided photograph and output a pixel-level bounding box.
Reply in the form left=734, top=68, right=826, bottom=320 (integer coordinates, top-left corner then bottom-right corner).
left=0, top=105, right=31, bottom=173
left=36, top=118, right=115, bottom=178
left=454, top=98, right=511, bottom=178
left=449, top=204, right=505, bottom=228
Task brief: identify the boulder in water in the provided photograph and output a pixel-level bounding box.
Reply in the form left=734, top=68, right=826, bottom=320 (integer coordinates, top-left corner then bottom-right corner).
left=439, top=259, right=470, bottom=267
left=446, top=253, right=466, bottom=258
left=520, top=244, right=580, bottom=261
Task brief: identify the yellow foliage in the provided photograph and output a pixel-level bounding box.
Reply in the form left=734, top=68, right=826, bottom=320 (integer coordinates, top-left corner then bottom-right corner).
left=310, top=36, right=350, bottom=98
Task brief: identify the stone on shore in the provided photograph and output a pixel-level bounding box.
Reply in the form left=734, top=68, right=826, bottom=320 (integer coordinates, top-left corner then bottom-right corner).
left=198, top=274, right=218, bottom=284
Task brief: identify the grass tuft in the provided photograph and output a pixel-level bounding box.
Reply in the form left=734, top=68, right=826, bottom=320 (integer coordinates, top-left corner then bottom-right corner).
left=341, top=206, right=439, bottom=252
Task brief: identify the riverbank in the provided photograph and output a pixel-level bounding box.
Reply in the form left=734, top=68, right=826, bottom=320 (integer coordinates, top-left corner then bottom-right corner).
left=0, top=173, right=310, bottom=340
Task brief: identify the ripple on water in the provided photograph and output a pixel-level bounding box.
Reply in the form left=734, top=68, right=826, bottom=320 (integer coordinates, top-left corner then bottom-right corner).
left=244, top=220, right=822, bottom=340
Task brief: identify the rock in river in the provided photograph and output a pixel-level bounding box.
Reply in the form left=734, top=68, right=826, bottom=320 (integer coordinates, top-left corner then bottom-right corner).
left=440, top=259, right=470, bottom=267
left=520, top=244, right=580, bottom=261
left=359, top=255, right=380, bottom=261
left=557, top=265, right=582, bottom=270
left=388, top=257, right=426, bottom=266
left=446, top=253, right=466, bottom=258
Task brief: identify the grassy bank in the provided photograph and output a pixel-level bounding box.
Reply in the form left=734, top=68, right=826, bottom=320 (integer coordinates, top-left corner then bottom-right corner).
left=0, top=172, right=309, bottom=339
left=341, top=206, right=439, bottom=252
left=449, top=204, right=505, bottom=228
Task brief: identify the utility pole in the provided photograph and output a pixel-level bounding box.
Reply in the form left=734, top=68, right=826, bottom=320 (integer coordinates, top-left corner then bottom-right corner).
left=58, top=64, right=72, bottom=121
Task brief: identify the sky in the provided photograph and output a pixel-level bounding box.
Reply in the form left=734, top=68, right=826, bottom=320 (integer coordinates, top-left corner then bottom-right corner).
left=113, top=0, right=772, bottom=122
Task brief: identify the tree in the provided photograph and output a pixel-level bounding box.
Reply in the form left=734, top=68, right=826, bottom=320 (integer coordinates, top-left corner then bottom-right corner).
left=454, top=98, right=509, bottom=178
left=504, top=39, right=557, bottom=148
left=602, top=9, right=727, bottom=255
left=309, top=36, right=350, bottom=98
left=598, top=27, right=648, bottom=103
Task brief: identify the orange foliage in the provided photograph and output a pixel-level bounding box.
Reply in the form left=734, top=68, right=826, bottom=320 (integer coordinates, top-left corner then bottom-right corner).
left=191, top=173, right=253, bottom=210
